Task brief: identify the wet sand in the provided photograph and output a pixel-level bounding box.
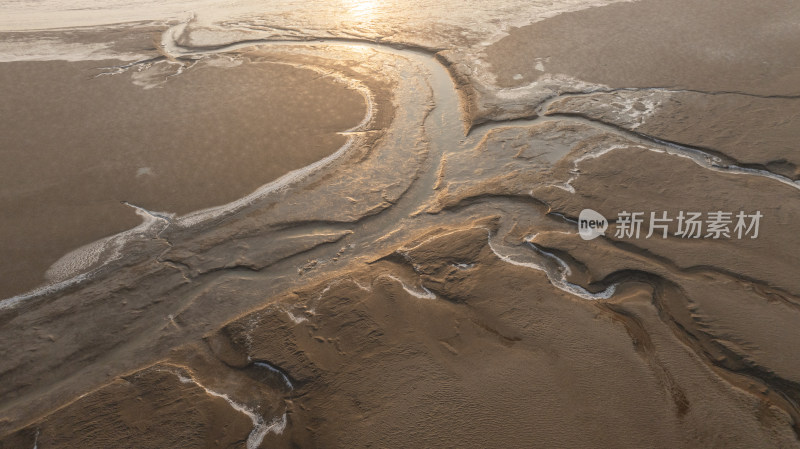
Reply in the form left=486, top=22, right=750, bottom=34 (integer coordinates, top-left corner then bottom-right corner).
left=0, top=56, right=365, bottom=299
left=2, top=1, right=800, bottom=448
left=484, top=0, right=800, bottom=94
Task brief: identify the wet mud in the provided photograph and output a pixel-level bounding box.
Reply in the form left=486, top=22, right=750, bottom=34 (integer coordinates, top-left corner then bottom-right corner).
left=1, top=1, right=799, bottom=447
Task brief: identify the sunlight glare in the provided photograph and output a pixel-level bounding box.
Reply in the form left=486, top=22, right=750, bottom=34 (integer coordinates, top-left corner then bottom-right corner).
left=342, top=0, right=382, bottom=21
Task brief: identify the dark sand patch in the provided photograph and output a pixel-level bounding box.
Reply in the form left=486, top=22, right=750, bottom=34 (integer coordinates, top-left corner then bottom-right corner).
left=484, top=0, right=800, bottom=94
left=546, top=91, right=800, bottom=179
left=2, top=366, right=254, bottom=448
left=0, top=57, right=365, bottom=299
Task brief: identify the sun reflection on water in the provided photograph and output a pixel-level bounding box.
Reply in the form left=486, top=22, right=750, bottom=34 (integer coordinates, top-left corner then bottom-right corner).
left=341, top=0, right=383, bottom=22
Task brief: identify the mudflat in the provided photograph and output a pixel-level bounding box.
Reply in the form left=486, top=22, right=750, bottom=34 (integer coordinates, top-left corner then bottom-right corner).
left=0, top=56, right=365, bottom=298
left=1, top=1, right=799, bottom=448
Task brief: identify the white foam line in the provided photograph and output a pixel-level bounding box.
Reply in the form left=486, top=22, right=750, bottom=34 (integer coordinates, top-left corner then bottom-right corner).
left=524, top=238, right=616, bottom=300
left=485, top=230, right=615, bottom=301
left=0, top=272, right=89, bottom=311
left=552, top=143, right=643, bottom=193
left=0, top=206, right=170, bottom=309
left=650, top=137, right=800, bottom=191
left=146, top=25, right=383, bottom=229
left=509, top=108, right=800, bottom=194
left=350, top=279, right=373, bottom=292
left=396, top=227, right=603, bottom=302
left=254, top=362, right=294, bottom=391
left=485, top=235, right=546, bottom=272
left=0, top=39, right=147, bottom=62
left=175, top=123, right=362, bottom=227
left=162, top=13, right=194, bottom=53
left=381, top=274, right=436, bottom=299
left=121, top=201, right=175, bottom=222
left=283, top=308, right=308, bottom=324
left=0, top=40, right=383, bottom=306
left=558, top=135, right=800, bottom=194
left=174, top=371, right=283, bottom=448
left=294, top=277, right=375, bottom=320
left=263, top=413, right=288, bottom=436
left=172, top=55, right=375, bottom=227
